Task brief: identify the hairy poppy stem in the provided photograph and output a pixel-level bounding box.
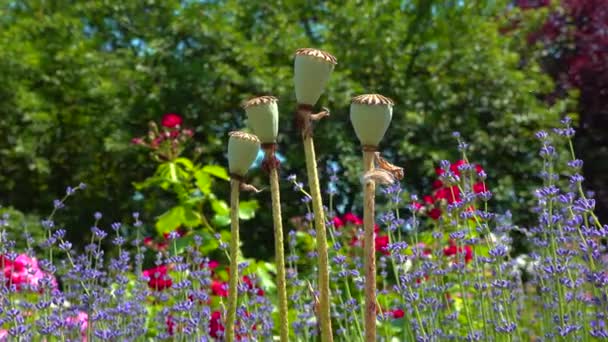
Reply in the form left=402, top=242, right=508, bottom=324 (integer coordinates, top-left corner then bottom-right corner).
left=265, top=148, right=290, bottom=342
left=226, top=179, right=240, bottom=342
left=363, top=150, right=377, bottom=342
left=303, top=135, right=333, bottom=342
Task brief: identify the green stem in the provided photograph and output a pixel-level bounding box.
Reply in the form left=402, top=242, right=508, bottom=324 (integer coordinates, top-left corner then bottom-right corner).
left=268, top=165, right=290, bottom=342
left=226, top=180, right=240, bottom=342
left=362, top=150, right=376, bottom=342
left=302, top=135, right=333, bottom=342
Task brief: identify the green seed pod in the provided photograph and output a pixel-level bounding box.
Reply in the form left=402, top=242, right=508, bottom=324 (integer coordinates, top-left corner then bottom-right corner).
left=294, top=48, right=337, bottom=106
left=349, top=94, right=394, bottom=147
left=227, top=131, right=260, bottom=177
left=243, top=96, right=279, bottom=144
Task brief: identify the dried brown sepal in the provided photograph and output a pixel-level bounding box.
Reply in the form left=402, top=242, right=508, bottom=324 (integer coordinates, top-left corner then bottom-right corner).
left=351, top=94, right=394, bottom=106
left=374, top=152, right=404, bottom=180
left=295, top=48, right=338, bottom=65
left=242, top=95, right=278, bottom=109
left=261, top=143, right=281, bottom=173
left=240, top=183, right=263, bottom=193
left=362, top=169, right=396, bottom=186
left=295, top=105, right=330, bottom=138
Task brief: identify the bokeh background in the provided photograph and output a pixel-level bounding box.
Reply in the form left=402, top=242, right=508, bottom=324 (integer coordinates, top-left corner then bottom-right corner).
left=1, top=0, right=606, bottom=259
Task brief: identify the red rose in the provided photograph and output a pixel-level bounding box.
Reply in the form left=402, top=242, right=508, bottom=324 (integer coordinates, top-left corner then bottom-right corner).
left=473, top=182, right=487, bottom=194
left=423, top=195, right=434, bottom=205
left=428, top=208, right=442, bottom=220
left=432, top=180, right=443, bottom=189
left=375, top=235, right=390, bottom=255
left=450, top=160, right=467, bottom=176
left=161, top=113, right=183, bottom=128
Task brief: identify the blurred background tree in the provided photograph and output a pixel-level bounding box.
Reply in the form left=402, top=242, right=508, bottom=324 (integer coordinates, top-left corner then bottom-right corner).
left=1, top=0, right=597, bottom=259
left=514, top=0, right=608, bottom=224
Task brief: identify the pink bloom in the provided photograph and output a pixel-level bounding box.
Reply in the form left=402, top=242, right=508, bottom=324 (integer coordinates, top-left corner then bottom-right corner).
left=0, top=329, right=7, bottom=341
left=161, top=113, right=183, bottom=128
left=207, top=260, right=219, bottom=270
left=2, top=254, right=56, bottom=291
left=65, top=311, right=88, bottom=341
left=131, top=137, right=145, bottom=145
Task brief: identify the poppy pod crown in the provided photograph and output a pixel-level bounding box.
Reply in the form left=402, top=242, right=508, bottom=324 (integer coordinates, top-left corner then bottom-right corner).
left=294, top=48, right=337, bottom=106
left=227, top=131, right=260, bottom=177
left=243, top=96, right=279, bottom=144
left=349, top=94, right=394, bottom=147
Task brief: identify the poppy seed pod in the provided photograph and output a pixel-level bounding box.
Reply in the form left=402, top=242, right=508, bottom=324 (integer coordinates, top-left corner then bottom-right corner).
left=294, top=48, right=337, bottom=106
left=227, top=131, right=260, bottom=177
left=243, top=96, right=279, bottom=144
left=350, top=94, right=394, bottom=147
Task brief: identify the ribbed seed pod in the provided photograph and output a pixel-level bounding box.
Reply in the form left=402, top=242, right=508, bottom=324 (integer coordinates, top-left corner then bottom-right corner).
left=350, top=94, right=394, bottom=147
left=294, top=48, right=337, bottom=106
left=243, top=96, right=279, bottom=144
left=227, top=131, right=260, bottom=177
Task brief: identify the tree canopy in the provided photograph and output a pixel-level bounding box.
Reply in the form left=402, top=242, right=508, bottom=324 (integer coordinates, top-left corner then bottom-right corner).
left=0, top=0, right=581, bottom=257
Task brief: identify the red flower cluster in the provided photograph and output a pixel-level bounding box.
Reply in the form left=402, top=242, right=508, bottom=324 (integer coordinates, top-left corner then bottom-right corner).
left=412, top=160, right=487, bottom=221
left=332, top=212, right=389, bottom=255
left=143, top=228, right=186, bottom=252
left=443, top=240, right=473, bottom=264
left=391, top=308, right=405, bottom=319
left=161, top=113, right=183, bottom=128
left=142, top=265, right=173, bottom=291
left=131, top=113, right=193, bottom=160
left=1, top=254, right=57, bottom=292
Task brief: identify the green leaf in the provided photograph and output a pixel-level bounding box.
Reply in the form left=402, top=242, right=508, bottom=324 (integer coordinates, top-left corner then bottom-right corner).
left=211, top=214, right=230, bottom=227
left=155, top=206, right=183, bottom=235
left=132, top=176, right=169, bottom=191
left=238, top=200, right=259, bottom=220
left=155, top=205, right=201, bottom=235
left=202, top=164, right=229, bottom=181
left=174, top=157, right=194, bottom=171
left=210, top=198, right=230, bottom=216
left=194, top=169, right=212, bottom=194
